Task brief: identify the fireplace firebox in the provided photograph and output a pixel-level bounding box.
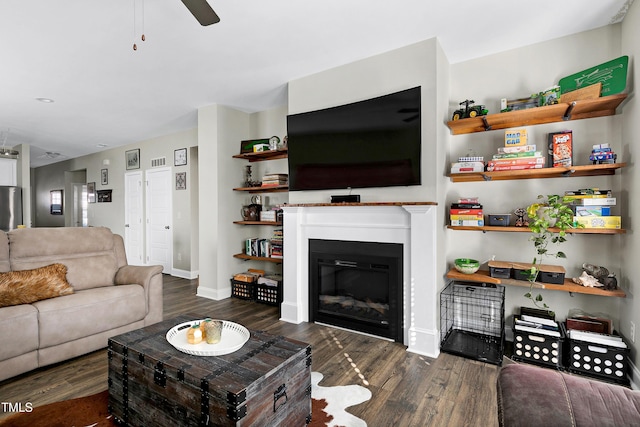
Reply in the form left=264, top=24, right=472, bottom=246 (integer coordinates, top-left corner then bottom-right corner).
left=309, top=239, right=403, bottom=342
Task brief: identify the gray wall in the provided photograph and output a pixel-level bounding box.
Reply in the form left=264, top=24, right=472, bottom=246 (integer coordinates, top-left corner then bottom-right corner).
left=32, top=128, right=199, bottom=278
left=196, top=105, right=288, bottom=300
left=620, top=0, right=639, bottom=375
left=448, top=24, right=625, bottom=332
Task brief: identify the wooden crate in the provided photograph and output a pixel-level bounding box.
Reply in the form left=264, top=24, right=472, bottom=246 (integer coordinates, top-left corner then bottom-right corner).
left=108, top=315, right=311, bottom=426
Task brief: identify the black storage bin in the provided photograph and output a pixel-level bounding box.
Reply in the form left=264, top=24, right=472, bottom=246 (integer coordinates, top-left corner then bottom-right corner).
left=539, top=270, right=565, bottom=284
left=230, top=279, right=255, bottom=300
left=512, top=316, right=565, bottom=368
left=488, top=261, right=512, bottom=279
left=255, top=282, right=283, bottom=306
left=567, top=331, right=630, bottom=386
left=513, top=268, right=536, bottom=281
left=440, top=281, right=505, bottom=365
left=488, top=214, right=511, bottom=226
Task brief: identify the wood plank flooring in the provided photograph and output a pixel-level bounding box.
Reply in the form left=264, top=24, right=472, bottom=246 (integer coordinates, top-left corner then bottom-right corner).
left=0, top=275, right=500, bottom=426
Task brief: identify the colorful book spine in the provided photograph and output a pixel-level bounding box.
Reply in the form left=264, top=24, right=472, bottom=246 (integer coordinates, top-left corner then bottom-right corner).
left=450, top=219, right=484, bottom=227
left=450, top=208, right=483, bottom=215
left=497, top=145, right=536, bottom=154
left=570, top=198, right=617, bottom=206
left=492, top=151, right=541, bottom=159
left=486, top=164, right=544, bottom=172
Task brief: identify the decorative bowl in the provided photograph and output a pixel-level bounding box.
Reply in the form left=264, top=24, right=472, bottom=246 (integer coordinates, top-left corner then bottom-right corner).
left=454, top=258, right=480, bottom=274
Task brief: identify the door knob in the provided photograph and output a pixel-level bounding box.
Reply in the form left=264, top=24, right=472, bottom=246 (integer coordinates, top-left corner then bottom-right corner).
left=165, top=225, right=170, bottom=229
left=125, top=224, right=130, bottom=227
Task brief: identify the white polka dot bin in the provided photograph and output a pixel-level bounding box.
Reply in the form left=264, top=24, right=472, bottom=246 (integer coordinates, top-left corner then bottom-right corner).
left=512, top=316, right=564, bottom=368
left=568, top=336, right=629, bottom=386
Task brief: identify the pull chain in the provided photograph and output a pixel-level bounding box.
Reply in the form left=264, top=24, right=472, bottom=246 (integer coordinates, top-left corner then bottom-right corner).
left=132, top=0, right=146, bottom=51
left=132, top=0, right=137, bottom=50
left=141, top=0, right=146, bottom=42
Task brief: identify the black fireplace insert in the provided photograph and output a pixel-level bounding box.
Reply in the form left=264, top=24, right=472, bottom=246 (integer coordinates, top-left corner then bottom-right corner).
left=309, top=239, right=403, bottom=342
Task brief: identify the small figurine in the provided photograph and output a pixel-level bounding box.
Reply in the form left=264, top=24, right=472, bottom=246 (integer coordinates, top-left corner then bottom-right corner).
left=451, top=100, right=488, bottom=121
left=514, top=208, right=529, bottom=227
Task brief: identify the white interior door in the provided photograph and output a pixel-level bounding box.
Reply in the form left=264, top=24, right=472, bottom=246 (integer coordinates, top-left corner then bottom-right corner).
left=124, top=171, right=144, bottom=265
left=146, top=168, right=172, bottom=273
left=72, top=183, right=87, bottom=227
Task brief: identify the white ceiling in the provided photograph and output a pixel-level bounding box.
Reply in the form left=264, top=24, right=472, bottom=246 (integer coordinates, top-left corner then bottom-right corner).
left=0, top=0, right=633, bottom=167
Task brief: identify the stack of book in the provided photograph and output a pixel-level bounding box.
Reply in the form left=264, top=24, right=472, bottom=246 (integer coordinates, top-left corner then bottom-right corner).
left=514, top=314, right=561, bottom=337
left=487, top=145, right=545, bottom=172
left=270, top=228, right=283, bottom=258
left=261, top=174, right=288, bottom=187
left=245, top=238, right=272, bottom=258
left=486, top=129, right=546, bottom=171
left=450, top=155, right=485, bottom=174
left=450, top=198, right=483, bottom=227
left=565, top=188, right=620, bottom=229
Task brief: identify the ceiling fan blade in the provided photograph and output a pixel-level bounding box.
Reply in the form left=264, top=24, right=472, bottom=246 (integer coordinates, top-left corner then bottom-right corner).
left=181, top=0, right=220, bottom=26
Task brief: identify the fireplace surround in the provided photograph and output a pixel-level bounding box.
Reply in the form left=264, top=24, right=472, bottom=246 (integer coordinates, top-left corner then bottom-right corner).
left=309, top=239, right=403, bottom=342
left=281, top=202, right=439, bottom=357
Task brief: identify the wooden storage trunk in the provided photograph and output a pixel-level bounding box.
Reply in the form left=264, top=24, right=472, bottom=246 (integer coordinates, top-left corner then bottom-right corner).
left=108, top=315, right=312, bottom=426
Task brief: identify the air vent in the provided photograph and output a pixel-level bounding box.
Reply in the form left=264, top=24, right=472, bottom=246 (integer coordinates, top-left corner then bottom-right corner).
left=151, top=157, right=166, bottom=167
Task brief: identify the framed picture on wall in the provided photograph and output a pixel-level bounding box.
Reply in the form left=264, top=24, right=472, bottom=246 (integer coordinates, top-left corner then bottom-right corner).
left=176, top=172, right=186, bottom=190
left=174, top=148, right=187, bottom=166
left=126, top=149, right=140, bottom=170
left=97, top=189, right=112, bottom=203
left=101, top=169, right=108, bottom=185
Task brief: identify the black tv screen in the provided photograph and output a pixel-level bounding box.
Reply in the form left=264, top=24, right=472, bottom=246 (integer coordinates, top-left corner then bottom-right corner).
left=287, top=87, right=421, bottom=191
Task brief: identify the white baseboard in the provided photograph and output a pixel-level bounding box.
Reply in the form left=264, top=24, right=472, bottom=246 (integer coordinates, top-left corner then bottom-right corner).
left=171, top=268, right=199, bottom=279
left=196, top=284, right=231, bottom=300
left=406, top=326, right=440, bottom=358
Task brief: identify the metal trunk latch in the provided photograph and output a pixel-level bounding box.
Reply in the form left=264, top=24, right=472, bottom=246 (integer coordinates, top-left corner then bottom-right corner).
left=154, top=361, right=167, bottom=387
left=273, top=383, right=288, bottom=413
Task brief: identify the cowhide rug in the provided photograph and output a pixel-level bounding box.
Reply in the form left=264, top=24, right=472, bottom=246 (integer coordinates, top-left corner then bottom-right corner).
left=0, top=372, right=371, bottom=427
left=311, top=372, right=371, bottom=427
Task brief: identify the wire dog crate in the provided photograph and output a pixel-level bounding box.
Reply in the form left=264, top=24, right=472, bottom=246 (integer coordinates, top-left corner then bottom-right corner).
left=440, top=281, right=505, bottom=365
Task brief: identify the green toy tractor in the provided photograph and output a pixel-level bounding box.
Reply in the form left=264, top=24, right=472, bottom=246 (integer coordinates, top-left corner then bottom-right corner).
left=452, top=100, right=488, bottom=120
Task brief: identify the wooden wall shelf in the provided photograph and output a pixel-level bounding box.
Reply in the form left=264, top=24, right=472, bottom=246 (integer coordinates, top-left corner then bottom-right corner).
left=233, top=185, right=288, bottom=193
left=233, top=220, right=282, bottom=226
left=233, top=253, right=283, bottom=264
left=450, top=163, right=626, bottom=182
left=232, top=148, right=288, bottom=162
left=447, top=225, right=626, bottom=235
left=446, top=269, right=626, bottom=298
left=446, top=94, right=627, bottom=135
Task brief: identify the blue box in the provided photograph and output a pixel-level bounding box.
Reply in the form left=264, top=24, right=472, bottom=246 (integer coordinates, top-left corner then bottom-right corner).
left=575, top=206, right=611, bottom=216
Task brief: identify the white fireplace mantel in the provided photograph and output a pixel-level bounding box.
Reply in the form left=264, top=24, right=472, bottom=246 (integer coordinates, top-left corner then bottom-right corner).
left=281, top=202, right=440, bottom=357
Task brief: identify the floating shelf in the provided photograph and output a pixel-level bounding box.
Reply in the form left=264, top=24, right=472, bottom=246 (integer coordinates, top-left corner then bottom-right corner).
left=233, top=253, right=283, bottom=264
left=233, top=185, right=288, bottom=193
left=450, top=162, right=626, bottom=182
left=447, top=225, right=626, bottom=235
left=233, top=220, right=282, bottom=226
left=232, top=148, right=288, bottom=162
left=446, top=94, right=627, bottom=135
left=446, top=269, right=626, bottom=298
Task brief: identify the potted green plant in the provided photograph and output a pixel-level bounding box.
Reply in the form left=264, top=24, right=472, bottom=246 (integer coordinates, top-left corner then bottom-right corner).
left=523, top=194, right=579, bottom=315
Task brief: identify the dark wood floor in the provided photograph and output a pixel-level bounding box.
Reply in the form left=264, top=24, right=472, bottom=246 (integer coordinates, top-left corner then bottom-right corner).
left=0, top=275, right=500, bottom=426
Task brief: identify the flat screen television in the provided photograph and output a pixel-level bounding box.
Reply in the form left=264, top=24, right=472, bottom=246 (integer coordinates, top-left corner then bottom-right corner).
left=287, top=86, right=421, bottom=191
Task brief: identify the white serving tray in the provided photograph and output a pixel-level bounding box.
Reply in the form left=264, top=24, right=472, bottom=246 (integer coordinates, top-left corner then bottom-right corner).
left=166, top=319, right=250, bottom=356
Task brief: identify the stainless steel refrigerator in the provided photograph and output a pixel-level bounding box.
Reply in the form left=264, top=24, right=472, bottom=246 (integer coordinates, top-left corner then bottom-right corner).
left=0, top=186, right=22, bottom=231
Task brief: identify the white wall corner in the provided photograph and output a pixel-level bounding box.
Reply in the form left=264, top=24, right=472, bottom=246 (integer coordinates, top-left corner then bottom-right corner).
left=196, top=283, right=231, bottom=301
